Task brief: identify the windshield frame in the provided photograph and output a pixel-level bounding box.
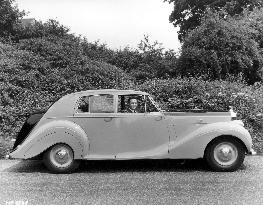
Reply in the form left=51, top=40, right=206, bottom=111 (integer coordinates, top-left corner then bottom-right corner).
left=146, top=95, right=162, bottom=113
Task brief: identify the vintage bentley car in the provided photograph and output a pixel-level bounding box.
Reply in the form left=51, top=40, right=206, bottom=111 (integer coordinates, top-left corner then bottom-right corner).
left=10, top=89, right=253, bottom=173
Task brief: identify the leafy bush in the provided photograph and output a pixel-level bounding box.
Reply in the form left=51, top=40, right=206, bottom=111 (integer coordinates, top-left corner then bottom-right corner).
left=15, top=19, right=179, bottom=82
left=0, top=137, right=12, bottom=159
left=15, top=19, right=70, bottom=40
left=82, top=36, right=178, bottom=82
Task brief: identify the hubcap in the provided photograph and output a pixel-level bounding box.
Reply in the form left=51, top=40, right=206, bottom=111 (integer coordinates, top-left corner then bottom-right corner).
left=50, top=145, right=73, bottom=168
left=213, top=142, right=238, bottom=166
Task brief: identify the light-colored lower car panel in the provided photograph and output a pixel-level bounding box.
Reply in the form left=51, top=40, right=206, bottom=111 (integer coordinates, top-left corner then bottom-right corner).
left=168, top=121, right=252, bottom=159
left=10, top=120, right=89, bottom=159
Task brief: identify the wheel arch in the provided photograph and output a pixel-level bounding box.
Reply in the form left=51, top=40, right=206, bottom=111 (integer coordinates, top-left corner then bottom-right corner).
left=10, top=120, right=89, bottom=160
left=204, top=135, right=248, bottom=158
left=26, top=126, right=88, bottom=159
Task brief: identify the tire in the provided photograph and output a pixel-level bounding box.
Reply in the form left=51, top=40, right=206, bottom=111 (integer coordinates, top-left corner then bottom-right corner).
left=43, top=144, right=80, bottom=173
left=204, top=137, right=245, bottom=172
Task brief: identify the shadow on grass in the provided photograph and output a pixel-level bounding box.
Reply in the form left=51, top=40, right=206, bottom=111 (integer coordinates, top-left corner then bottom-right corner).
left=3, top=158, right=249, bottom=173
left=2, top=160, right=48, bottom=173
left=2, top=159, right=213, bottom=173
left=78, top=159, right=209, bottom=173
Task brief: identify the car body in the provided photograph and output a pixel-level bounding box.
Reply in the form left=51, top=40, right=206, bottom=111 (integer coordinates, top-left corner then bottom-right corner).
left=10, top=89, right=253, bottom=173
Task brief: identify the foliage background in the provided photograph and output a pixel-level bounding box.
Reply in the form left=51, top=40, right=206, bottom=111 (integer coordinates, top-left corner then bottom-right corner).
left=1, top=0, right=263, bottom=158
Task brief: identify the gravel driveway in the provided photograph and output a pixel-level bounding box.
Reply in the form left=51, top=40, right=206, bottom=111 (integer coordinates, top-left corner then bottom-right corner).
left=1, top=156, right=263, bottom=205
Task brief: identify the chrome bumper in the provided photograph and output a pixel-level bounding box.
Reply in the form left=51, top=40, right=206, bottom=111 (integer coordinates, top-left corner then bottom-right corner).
left=248, top=148, right=257, bottom=155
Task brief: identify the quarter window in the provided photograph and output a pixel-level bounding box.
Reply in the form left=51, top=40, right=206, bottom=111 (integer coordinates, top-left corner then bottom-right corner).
left=77, top=96, right=90, bottom=112
left=146, top=96, right=159, bottom=112
left=90, top=94, right=114, bottom=113
left=77, top=94, right=114, bottom=113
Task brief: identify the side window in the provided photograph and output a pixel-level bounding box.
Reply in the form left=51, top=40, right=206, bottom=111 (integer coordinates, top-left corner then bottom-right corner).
left=90, top=94, right=114, bottom=113
left=146, top=96, right=159, bottom=112
left=77, top=94, right=114, bottom=113
left=118, top=95, right=145, bottom=113
left=77, top=96, right=90, bottom=112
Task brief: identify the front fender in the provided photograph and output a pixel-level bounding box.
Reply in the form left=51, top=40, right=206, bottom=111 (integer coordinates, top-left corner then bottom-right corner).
left=10, top=120, right=89, bottom=159
left=169, top=122, right=252, bottom=159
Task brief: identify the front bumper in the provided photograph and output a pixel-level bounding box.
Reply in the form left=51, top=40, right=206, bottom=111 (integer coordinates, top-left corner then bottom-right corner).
left=248, top=148, right=257, bottom=155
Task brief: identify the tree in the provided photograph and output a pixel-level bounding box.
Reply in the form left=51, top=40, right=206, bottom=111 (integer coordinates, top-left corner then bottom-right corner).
left=165, top=0, right=263, bottom=42
left=238, top=8, right=263, bottom=49
left=0, top=0, right=24, bottom=38
left=136, top=35, right=177, bottom=79
left=237, top=8, right=263, bottom=80
left=176, top=9, right=262, bottom=84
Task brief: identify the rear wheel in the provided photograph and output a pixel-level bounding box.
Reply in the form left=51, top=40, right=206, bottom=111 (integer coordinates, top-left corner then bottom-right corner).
left=204, top=137, right=245, bottom=172
left=43, top=144, right=80, bottom=173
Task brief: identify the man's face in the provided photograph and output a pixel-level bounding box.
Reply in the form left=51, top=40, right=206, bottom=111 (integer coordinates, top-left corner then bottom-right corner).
left=129, top=99, right=138, bottom=110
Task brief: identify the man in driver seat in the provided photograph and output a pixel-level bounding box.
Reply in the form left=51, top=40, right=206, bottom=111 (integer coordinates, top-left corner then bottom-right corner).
left=125, top=97, right=140, bottom=113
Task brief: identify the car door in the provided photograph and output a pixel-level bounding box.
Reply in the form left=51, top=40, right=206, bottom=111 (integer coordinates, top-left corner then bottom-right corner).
left=114, top=112, right=170, bottom=159
left=115, top=95, right=170, bottom=159
left=72, top=94, right=120, bottom=159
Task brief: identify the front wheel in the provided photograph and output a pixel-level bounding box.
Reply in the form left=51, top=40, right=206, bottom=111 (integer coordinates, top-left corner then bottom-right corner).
left=43, top=144, right=80, bottom=173
left=204, top=137, right=245, bottom=172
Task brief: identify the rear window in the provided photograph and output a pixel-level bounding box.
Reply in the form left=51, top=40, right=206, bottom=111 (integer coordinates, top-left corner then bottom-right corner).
left=77, top=94, right=114, bottom=113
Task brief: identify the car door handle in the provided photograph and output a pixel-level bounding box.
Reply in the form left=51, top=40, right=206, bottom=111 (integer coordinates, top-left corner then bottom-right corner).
left=196, top=119, right=207, bottom=124
left=155, top=116, right=163, bottom=121
left=104, top=117, right=113, bottom=122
